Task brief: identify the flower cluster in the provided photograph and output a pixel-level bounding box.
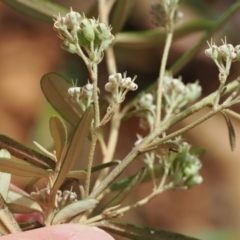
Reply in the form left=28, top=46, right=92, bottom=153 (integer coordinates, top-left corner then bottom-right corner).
left=150, top=0, right=182, bottom=27
left=105, top=73, right=138, bottom=104
left=53, top=9, right=114, bottom=63
left=135, top=93, right=156, bottom=130
left=68, top=82, right=95, bottom=112
left=31, top=187, right=77, bottom=210
left=168, top=141, right=203, bottom=189
left=162, top=74, right=201, bottom=113
left=205, top=39, right=240, bottom=82
left=205, top=40, right=238, bottom=62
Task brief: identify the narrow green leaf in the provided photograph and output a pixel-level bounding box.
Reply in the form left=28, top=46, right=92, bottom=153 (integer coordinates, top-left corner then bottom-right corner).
left=122, top=108, right=152, bottom=122
left=41, top=72, right=82, bottom=128
left=100, top=168, right=146, bottom=213
left=52, top=198, right=98, bottom=224
left=19, top=221, right=43, bottom=231
left=7, top=190, right=42, bottom=214
left=99, top=220, right=200, bottom=240
left=91, top=161, right=119, bottom=173
left=189, top=147, right=206, bottom=156
left=53, top=106, right=93, bottom=191
left=115, top=19, right=213, bottom=49
left=0, top=134, right=55, bottom=169
left=110, top=0, right=135, bottom=35
left=0, top=157, right=50, bottom=178
left=49, top=116, right=67, bottom=160
left=109, top=165, right=163, bottom=191
left=2, top=0, right=68, bottom=23
left=24, top=177, right=40, bottom=193
left=67, top=170, right=87, bottom=180
left=0, top=193, right=21, bottom=234
left=221, top=111, right=236, bottom=151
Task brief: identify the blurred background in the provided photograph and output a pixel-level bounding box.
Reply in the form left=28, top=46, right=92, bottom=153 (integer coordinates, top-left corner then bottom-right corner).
left=1, top=0, right=240, bottom=239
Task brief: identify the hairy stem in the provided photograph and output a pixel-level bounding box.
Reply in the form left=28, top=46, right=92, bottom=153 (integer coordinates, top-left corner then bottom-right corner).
left=89, top=79, right=240, bottom=199
left=155, top=31, right=173, bottom=129
left=85, top=133, right=98, bottom=197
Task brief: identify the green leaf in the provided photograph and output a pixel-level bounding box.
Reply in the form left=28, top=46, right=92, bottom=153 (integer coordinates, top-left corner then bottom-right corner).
left=0, top=134, right=55, bottom=170
left=0, top=193, right=21, bottom=235
left=91, top=161, right=119, bottom=173
left=49, top=116, right=67, bottom=160
left=0, top=157, right=50, bottom=178
left=109, top=165, right=163, bottom=192
left=189, top=147, right=206, bottom=156
left=221, top=111, right=236, bottom=151
left=100, top=168, right=146, bottom=213
left=41, top=72, right=82, bottom=128
left=110, top=0, right=135, bottom=35
left=67, top=170, right=87, bottom=180
left=122, top=108, right=152, bottom=122
left=52, top=198, right=98, bottom=224
left=2, top=0, right=68, bottom=23
left=99, top=220, right=201, bottom=240
left=19, top=221, right=43, bottom=231
left=7, top=190, right=42, bottom=214
left=24, top=177, right=40, bottom=193
left=115, top=19, right=213, bottom=49
left=52, top=106, right=93, bottom=191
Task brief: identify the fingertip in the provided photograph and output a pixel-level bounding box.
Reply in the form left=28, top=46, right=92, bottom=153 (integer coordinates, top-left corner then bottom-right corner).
left=0, top=224, right=114, bottom=240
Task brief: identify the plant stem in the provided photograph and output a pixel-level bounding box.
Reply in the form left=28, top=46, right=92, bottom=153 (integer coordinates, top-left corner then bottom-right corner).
left=84, top=64, right=100, bottom=197
left=145, top=96, right=240, bottom=149
left=45, top=189, right=57, bottom=226
left=224, top=109, right=240, bottom=121
left=89, top=79, right=240, bottom=199
left=89, top=64, right=100, bottom=127
left=94, top=107, right=122, bottom=189
left=86, top=191, right=160, bottom=224
left=154, top=31, right=173, bottom=129
left=85, top=133, right=98, bottom=197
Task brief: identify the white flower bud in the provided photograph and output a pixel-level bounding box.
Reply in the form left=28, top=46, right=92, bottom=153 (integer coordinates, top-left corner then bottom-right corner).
left=219, top=43, right=235, bottom=58
left=105, top=82, right=113, bottom=92
left=205, top=45, right=219, bottom=60
left=128, top=82, right=138, bottom=91
left=109, top=73, right=122, bottom=84
left=68, top=87, right=81, bottom=97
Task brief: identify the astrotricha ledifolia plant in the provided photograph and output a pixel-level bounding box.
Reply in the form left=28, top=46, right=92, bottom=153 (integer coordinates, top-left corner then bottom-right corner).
left=1, top=0, right=240, bottom=239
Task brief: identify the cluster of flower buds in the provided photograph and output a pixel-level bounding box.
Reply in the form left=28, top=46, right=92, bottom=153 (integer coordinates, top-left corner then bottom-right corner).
left=150, top=0, right=182, bottom=27
left=205, top=40, right=239, bottom=62
left=162, top=74, right=201, bottom=113
left=68, top=82, right=95, bottom=112
left=205, top=39, right=240, bottom=82
left=168, top=141, right=203, bottom=189
left=31, top=187, right=77, bottom=210
left=135, top=93, right=156, bottom=130
left=53, top=9, right=114, bottom=63
left=105, top=73, right=138, bottom=103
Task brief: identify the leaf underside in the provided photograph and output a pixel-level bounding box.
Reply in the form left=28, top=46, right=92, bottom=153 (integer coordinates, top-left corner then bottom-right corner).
left=99, top=220, right=201, bottom=240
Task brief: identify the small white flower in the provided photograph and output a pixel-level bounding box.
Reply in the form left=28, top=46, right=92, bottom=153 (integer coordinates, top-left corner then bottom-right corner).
left=105, top=82, right=113, bottom=92
left=128, top=82, right=138, bottom=91
left=109, top=73, right=122, bottom=85
left=68, top=87, right=81, bottom=97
